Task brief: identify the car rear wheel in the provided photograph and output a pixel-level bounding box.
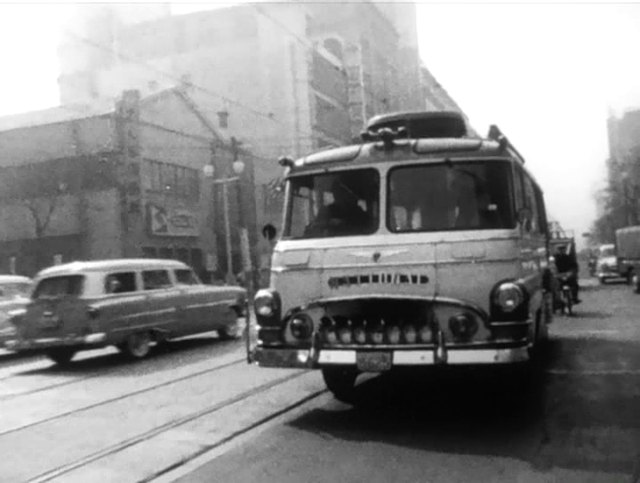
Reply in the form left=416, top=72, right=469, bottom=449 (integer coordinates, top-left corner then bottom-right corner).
left=322, top=366, right=358, bottom=403
left=47, top=348, right=76, bottom=366
left=124, top=332, right=152, bottom=359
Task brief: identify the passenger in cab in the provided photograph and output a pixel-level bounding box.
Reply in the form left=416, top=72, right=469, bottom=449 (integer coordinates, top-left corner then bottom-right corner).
left=554, top=244, right=581, bottom=303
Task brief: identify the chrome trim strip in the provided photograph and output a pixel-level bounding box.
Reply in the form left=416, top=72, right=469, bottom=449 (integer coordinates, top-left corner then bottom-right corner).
left=393, top=350, right=435, bottom=365
left=318, top=350, right=356, bottom=364
left=253, top=345, right=530, bottom=368
left=488, top=320, right=532, bottom=327
left=184, top=300, right=231, bottom=310
left=273, top=257, right=520, bottom=272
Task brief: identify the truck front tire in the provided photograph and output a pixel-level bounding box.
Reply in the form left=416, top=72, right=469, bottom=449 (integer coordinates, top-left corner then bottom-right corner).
left=322, top=366, right=358, bottom=403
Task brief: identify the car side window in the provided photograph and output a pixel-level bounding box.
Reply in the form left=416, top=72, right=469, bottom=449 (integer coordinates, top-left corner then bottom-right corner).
left=104, top=272, right=137, bottom=294
left=142, top=270, right=172, bottom=290
left=175, top=269, right=201, bottom=285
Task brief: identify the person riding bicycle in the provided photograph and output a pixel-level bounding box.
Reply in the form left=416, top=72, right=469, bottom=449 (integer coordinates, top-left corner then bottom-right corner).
left=554, top=244, right=581, bottom=304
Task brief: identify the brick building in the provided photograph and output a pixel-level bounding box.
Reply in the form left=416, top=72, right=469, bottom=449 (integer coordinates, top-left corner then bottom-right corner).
left=0, top=88, right=257, bottom=280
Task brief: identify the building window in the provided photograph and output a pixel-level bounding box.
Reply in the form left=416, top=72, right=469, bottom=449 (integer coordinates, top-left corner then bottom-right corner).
left=144, top=160, right=200, bottom=199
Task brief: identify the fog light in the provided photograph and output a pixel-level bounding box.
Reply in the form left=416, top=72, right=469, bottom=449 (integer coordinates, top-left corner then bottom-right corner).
left=418, top=324, right=431, bottom=343
left=370, top=320, right=385, bottom=344
left=338, top=320, right=353, bottom=344
left=386, top=325, right=401, bottom=344
left=403, top=324, right=417, bottom=344
left=290, top=314, right=313, bottom=340
left=449, top=313, right=479, bottom=342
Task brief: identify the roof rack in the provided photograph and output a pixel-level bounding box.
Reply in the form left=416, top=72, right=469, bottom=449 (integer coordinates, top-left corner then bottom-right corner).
left=362, top=111, right=470, bottom=141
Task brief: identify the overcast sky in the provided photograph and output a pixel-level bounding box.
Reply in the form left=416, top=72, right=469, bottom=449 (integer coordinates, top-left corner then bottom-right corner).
left=1, top=2, right=638, bottom=248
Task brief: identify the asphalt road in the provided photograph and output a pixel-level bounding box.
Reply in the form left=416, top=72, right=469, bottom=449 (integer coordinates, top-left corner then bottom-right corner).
left=166, top=278, right=640, bottom=483
left=1, top=276, right=638, bottom=483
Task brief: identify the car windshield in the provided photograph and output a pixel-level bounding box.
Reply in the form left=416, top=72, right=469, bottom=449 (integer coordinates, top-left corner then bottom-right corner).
left=283, top=169, right=379, bottom=239
left=0, top=282, right=31, bottom=301
left=388, top=160, right=516, bottom=232
left=33, top=275, right=84, bottom=299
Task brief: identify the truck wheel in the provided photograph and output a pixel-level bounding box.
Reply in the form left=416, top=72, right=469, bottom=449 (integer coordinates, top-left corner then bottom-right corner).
left=124, top=332, right=152, bottom=359
left=47, top=348, right=76, bottom=366
left=627, top=270, right=635, bottom=285
left=634, top=275, right=640, bottom=294
left=322, top=366, right=358, bottom=403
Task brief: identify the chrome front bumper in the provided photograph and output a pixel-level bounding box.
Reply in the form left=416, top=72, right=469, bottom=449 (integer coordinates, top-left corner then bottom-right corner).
left=4, top=333, right=107, bottom=352
left=252, top=344, right=530, bottom=370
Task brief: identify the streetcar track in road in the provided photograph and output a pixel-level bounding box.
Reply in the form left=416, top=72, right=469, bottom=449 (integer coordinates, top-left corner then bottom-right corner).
left=144, top=387, right=328, bottom=483
left=0, top=340, right=241, bottom=399
left=0, top=357, right=245, bottom=437
left=28, top=371, right=321, bottom=483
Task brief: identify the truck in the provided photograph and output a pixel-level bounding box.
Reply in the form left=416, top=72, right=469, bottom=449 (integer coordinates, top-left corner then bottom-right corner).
left=247, top=111, right=553, bottom=403
left=615, top=226, right=640, bottom=290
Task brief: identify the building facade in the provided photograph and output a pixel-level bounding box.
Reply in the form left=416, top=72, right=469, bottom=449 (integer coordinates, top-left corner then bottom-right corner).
left=57, top=4, right=462, bottom=226
left=605, top=108, right=640, bottom=228
left=0, top=89, right=257, bottom=281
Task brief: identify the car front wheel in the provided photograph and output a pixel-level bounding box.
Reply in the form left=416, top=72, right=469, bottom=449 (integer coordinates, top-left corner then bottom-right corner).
left=47, top=348, right=76, bottom=366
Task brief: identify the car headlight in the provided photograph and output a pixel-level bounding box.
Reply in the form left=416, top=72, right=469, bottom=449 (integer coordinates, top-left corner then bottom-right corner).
left=289, top=313, right=313, bottom=340
left=493, top=282, right=524, bottom=313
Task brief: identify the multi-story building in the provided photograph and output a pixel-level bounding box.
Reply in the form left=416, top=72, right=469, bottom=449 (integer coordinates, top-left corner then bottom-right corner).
left=605, top=108, right=640, bottom=227
left=0, top=88, right=258, bottom=281
left=57, top=4, right=466, bottom=231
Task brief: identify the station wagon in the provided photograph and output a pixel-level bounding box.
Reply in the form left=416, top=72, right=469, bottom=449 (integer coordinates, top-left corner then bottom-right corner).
left=5, top=259, right=247, bottom=364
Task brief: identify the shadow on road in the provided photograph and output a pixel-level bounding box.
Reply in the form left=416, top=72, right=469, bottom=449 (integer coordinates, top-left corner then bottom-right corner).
left=13, top=335, right=240, bottom=376
left=289, top=337, right=640, bottom=476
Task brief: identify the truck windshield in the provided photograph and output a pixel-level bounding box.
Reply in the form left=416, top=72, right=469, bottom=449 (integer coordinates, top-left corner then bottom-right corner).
left=388, top=160, right=515, bottom=232
left=600, top=246, right=615, bottom=257
left=283, top=169, right=379, bottom=239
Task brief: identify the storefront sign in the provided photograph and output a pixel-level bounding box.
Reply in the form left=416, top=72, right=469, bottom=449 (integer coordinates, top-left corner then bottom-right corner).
left=147, top=204, right=199, bottom=237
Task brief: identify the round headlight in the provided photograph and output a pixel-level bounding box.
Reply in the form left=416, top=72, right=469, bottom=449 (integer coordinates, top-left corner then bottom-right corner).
left=494, top=282, right=524, bottom=313
left=289, top=314, right=313, bottom=339
left=449, top=313, right=479, bottom=341
left=254, top=290, right=276, bottom=317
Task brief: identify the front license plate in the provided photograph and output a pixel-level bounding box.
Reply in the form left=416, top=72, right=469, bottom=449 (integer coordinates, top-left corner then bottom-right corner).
left=356, top=351, right=392, bottom=372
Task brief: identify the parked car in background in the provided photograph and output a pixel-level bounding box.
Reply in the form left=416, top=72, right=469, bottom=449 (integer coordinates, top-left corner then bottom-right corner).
left=595, top=243, right=619, bottom=284
left=0, top=275, right=32, bottom=344
left=615, top=226, right=640, bottom=288
left=4, top=259, right=247, bottom=365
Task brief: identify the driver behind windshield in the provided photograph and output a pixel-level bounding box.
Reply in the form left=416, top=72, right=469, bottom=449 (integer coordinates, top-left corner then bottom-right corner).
left=554, top=244, right=581, bottom=304
left=305, top=180, right=371, bottom=236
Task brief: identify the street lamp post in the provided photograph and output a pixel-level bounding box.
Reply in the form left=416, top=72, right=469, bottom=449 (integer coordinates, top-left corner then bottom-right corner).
left=203, top=159, right=245, bottom=285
